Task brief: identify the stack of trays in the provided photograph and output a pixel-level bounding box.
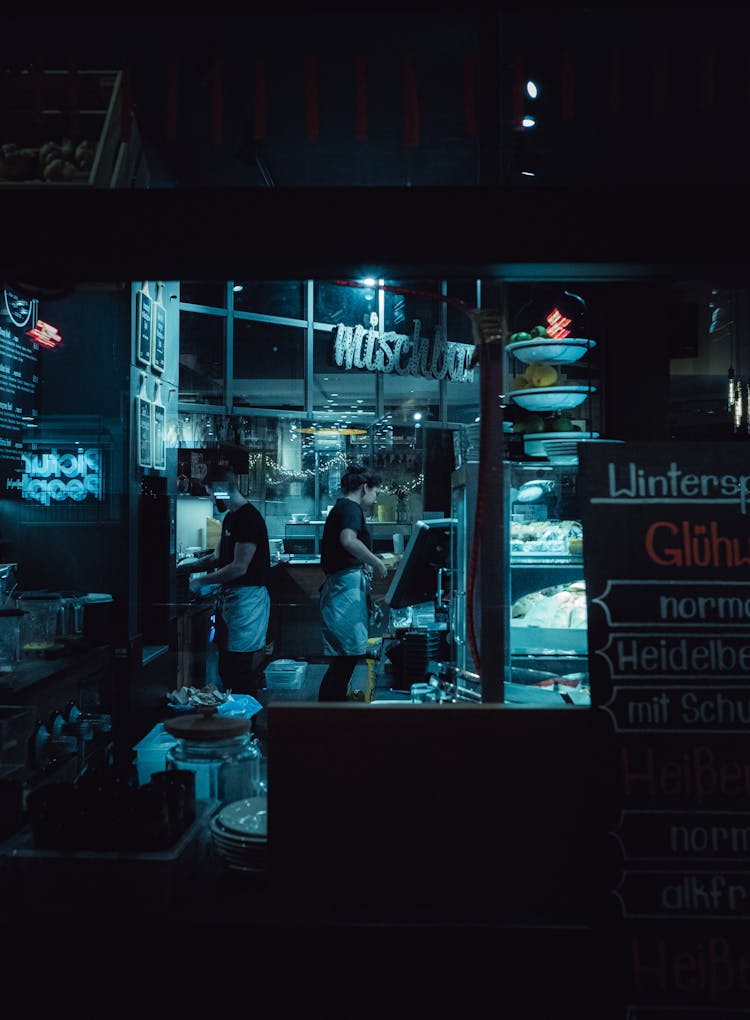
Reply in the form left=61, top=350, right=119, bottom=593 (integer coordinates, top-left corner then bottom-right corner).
left=402, top=629, right=442, bottom=687
left=210, top=796, right=268, bottom=872
left=264, top=659, right=307, bottom=690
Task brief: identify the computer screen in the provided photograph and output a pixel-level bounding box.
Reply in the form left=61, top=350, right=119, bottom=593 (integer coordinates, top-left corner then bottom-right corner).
left=383, top=518, right=456, bottom=610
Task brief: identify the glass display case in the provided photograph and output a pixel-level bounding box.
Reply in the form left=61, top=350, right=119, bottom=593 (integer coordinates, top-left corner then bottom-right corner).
left=507, top=460, right=589, bottom=704
left=449, top=455, right=590, bottom=706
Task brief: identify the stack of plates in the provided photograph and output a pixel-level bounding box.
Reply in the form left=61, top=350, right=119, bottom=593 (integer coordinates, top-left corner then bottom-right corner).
left=210, top=796, right=268, bottom=872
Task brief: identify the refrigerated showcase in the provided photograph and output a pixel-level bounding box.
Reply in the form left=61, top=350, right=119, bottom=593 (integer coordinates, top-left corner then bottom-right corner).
left=449, top=457, right=590, bottom=706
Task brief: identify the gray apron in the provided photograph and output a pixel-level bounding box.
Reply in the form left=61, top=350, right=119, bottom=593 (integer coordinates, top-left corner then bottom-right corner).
left=320, top=567, right=368, bottom=656
left=215, top=585, right=270, bottom=653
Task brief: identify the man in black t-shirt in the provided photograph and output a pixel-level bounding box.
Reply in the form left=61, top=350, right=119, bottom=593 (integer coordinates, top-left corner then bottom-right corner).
left=179, top=468, right=270, bottom=697
left=318, top=464, right=389, bottom=701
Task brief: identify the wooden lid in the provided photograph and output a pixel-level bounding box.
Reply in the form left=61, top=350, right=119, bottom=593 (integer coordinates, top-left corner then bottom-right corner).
left=163, top=712, right=253, bottom=741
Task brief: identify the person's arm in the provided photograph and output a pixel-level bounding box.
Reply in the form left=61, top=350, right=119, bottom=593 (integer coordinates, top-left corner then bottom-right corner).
left=176, top=541, right=220, bottom=575
left=189, top=541, right=255, bottom=590
left=340, top=528, right=388, bottom=579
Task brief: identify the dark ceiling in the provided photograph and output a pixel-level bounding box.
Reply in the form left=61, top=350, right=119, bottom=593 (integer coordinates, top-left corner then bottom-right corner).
left=4, top=7, right=750, bottom=189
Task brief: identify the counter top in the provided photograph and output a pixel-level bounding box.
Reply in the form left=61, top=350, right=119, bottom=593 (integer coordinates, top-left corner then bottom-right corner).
left=0, top=643, right=112, bottom=696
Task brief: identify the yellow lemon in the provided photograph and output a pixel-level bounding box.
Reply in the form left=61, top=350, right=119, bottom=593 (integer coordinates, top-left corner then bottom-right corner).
left=526, top=362, right=559, bottom=387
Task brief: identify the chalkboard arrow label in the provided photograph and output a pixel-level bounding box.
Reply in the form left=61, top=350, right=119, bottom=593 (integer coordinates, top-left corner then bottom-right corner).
left=595, top=633, right=750, bottom=681
left=593, top=579, right=750, bottom=629
left=601, top=685, right=750, bottom=734
left=616, top=810, right=750, bottom=863
left=615, top=869, right=750, bottom=920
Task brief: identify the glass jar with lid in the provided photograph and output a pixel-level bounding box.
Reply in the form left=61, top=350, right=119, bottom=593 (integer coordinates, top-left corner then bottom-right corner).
left=164, top=711, right=261, bottom=803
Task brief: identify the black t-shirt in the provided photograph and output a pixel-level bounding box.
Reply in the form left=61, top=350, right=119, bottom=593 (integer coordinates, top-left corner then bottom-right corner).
left=217, top=502, right=270, bottom=588
left=320, top=497, right=371, bottom=575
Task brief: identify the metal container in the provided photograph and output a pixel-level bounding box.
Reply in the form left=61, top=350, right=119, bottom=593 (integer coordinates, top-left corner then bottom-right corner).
left=0, top=564, right=18, bottom=607
left=56, top=592, right=85, bottom=637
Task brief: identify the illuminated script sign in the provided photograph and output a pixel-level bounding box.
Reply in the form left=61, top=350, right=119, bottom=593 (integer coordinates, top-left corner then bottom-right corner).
left=331, top=320, right=475, bottom=383
left=9, top=447, right=104, bottom=505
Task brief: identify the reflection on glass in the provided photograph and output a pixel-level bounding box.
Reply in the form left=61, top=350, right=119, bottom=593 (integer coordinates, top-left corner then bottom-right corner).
left=314, top=281, right=375, bottom=326
left=382, top=280, right=440, bottom=336
left=179, top=311, right=225, bottom=405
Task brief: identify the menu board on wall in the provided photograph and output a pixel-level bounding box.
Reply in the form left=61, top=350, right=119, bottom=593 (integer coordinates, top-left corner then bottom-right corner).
left=136, top=282, right=153, bottom=367
left=579, top=442, right=750, bottom=1020
left=136, top=373, right=152, bottom=469
left=0, top=290, right=39, bottom=494
left=152, top=282, right=166, bottom=374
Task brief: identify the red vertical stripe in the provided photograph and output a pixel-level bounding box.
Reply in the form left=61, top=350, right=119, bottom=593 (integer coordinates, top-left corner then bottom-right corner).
left=609, top=48, right=622, bottom=115
left=120, top=65, right=132, bottom=142
left=561, top=50, right=575, bottom=121
left=653, top=48, right=666, bottom=117
left=402, top=56, right=419, bottom=148
left=355, top=55, right=368, bottom=141
left=211, top=56, right=224, bottom=145
left=67, top=63, right=80, bottom=138
left=701, top=47, right=715, bottom=109
left=32, top=60, right=44, bottom=125
left=254, top=59, right=267, bottom=142
left=304, top=56, right=319, bottom=141
left=166, top=55, right=179, bottom=141
left=511, top=55, right=525, bottom=130
left=464, top=56, right=477, bottom=136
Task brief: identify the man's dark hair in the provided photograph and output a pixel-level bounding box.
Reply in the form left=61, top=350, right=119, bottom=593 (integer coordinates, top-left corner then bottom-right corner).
left=341, top=463, right=382, bottom=493
left=205, top=467, right=239, bottom=491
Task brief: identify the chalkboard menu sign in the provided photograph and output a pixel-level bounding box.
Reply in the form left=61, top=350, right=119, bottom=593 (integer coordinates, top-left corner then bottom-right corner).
left=579, top=442, right=750, bottom=1020
left=0, top=290, right=39, bottom=495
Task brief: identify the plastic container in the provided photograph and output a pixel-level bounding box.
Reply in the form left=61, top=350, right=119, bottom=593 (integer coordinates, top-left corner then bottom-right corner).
left=164, top=712, right=262, bottom=803
left=0, top=610, right=24, bottom=668
left=264, top=659, right=307, bottom=690
left=133, top=723, right=179, bottom=785
left=15, top=594, right=61, bottom=655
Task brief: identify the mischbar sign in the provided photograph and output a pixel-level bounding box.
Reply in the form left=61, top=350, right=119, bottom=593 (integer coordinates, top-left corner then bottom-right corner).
left=331, top=318, right=475, bottom=383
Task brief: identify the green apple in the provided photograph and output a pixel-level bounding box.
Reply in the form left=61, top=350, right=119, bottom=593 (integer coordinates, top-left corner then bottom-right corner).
left=552, top=418, right=575, bottom=432
left=530, top=325, right=549, bottom=338
left=524, top=414, right=546, bottom=434
left=509, top=331, right=532, bottom=344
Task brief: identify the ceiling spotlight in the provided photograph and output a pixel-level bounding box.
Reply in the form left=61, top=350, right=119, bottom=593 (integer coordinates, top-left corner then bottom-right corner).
left=413, top=412, right=423, bottom=421
left=521, top=170, right=536, bottom=177
left=526, top=80, right=539, bottom=99
left=522, top=115, right=536, bottom=129
left=233, top=284, right=244, bottom=293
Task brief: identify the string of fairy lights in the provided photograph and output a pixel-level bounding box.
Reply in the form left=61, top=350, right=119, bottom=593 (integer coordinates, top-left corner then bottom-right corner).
left=244, top=450, right=423, bottom=496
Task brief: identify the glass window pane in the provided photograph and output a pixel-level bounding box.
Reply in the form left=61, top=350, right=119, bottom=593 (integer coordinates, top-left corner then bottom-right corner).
left=233, top=320, right=304, bottom=409
left=446, top=374, right=480, bottom=424
left=180, top=282, right=227, bottom=308
left=383, top=372, right=439, bottom=425
left=382, top=280, right=441, bottom=337
left=179, top=311, right=225, bottom=405
left=314, top=281, right=376, bottom=327
left=446, top=279, right=478, bottom=341
left=233, top=281, right=306, bottom=319
left=313, top=328, right=376, bottom=414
